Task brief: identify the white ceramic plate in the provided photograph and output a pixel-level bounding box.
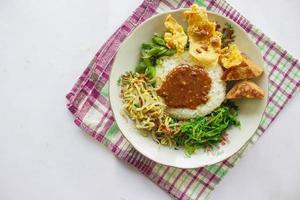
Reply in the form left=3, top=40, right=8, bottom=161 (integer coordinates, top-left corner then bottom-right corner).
left=109, top=8, right=268, bottom=168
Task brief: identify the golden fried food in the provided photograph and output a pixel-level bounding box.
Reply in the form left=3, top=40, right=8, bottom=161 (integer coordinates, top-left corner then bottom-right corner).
left=220, top=43, right=243, bottom=68
left=226, top=80, right=265, bottom=99
left=222, top=54, right=264, bottom=81
left=164, top=14, right=188, bottom=55
left=184, top=4, right=222, bottom=67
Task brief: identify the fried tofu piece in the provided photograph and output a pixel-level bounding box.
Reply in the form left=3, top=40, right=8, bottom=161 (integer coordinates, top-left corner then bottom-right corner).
left=221, top=54, right=264, bottom=81
left=164, top=15, right=188, bottom=55
left=226, top=81, right=265, bottom=99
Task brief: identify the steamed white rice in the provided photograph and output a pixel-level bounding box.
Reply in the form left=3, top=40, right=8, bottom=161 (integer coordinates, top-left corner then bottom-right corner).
left=156, top=51, right=226, bottom=119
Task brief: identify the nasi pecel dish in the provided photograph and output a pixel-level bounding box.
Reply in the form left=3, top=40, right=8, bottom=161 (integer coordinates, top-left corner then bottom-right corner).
left=118, top=4, right=265, bottom=156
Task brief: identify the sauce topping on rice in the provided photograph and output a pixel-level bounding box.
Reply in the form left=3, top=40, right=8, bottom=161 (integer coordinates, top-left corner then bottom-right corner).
left=157, top=65, right=211, bottom=109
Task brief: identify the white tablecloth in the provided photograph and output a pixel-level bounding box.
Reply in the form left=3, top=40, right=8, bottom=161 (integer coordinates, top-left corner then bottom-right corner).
left=0, top=0, right=299, bottom=199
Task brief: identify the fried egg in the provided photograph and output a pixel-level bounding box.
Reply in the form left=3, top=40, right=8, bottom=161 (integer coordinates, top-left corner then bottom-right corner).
left=164, top=14, right=188, bottom=55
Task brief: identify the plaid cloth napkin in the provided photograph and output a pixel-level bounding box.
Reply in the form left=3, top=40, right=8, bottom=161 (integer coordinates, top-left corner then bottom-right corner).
left=66, top=0, right=300, bottom=199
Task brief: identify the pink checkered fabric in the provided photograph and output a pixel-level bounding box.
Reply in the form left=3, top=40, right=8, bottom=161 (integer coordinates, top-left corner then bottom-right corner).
left=66, top=0, right=300, bottom=199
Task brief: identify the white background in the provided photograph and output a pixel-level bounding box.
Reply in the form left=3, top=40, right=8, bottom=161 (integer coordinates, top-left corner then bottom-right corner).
left=0, top=0, right=299, bottom=199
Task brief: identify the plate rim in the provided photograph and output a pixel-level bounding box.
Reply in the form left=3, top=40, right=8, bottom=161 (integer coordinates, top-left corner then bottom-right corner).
left=108, top=8, right=269, bottom=169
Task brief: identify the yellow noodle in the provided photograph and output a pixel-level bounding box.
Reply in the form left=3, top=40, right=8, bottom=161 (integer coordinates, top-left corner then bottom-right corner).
left=119, top=72, right=180, bottom=146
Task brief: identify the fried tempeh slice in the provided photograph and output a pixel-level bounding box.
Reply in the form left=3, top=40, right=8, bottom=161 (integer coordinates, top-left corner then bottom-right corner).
left=221, top=54, right=264, bottom=81
left=226, top=80, right=265, bottom=99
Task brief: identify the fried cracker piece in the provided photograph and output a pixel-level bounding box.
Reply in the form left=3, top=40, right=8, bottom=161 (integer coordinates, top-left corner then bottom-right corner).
left=184, top=4, right=222, bottom=67
left=226, top=80, right=265, bottom=99
left=219, top=44, right=243, bottom=69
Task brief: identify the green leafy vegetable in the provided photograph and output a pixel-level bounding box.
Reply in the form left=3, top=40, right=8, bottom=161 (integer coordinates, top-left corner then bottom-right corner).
left=143, top=57, right=152, bottom=68
left=161, top=48, right=176, bottom=57
left=135, top=34, right=176, bottom=78
left=145, top=65, right=156, bottom=79
left=135, top=60, right=147, bottom=73
left=142, top=46, right=166, bottom=58
left=174, top=102, right=240, bottom=156
left=152, top=35, right=166, bottom=46
left=141, top=42, right=155, bottom=49
left=156, top=58, right=163, bottom=66
left=221, top=23, right=236, bottom=48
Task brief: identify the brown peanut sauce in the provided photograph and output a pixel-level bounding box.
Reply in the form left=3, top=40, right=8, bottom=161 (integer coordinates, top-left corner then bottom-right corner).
left=157, top=65, right=211, bottom=109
